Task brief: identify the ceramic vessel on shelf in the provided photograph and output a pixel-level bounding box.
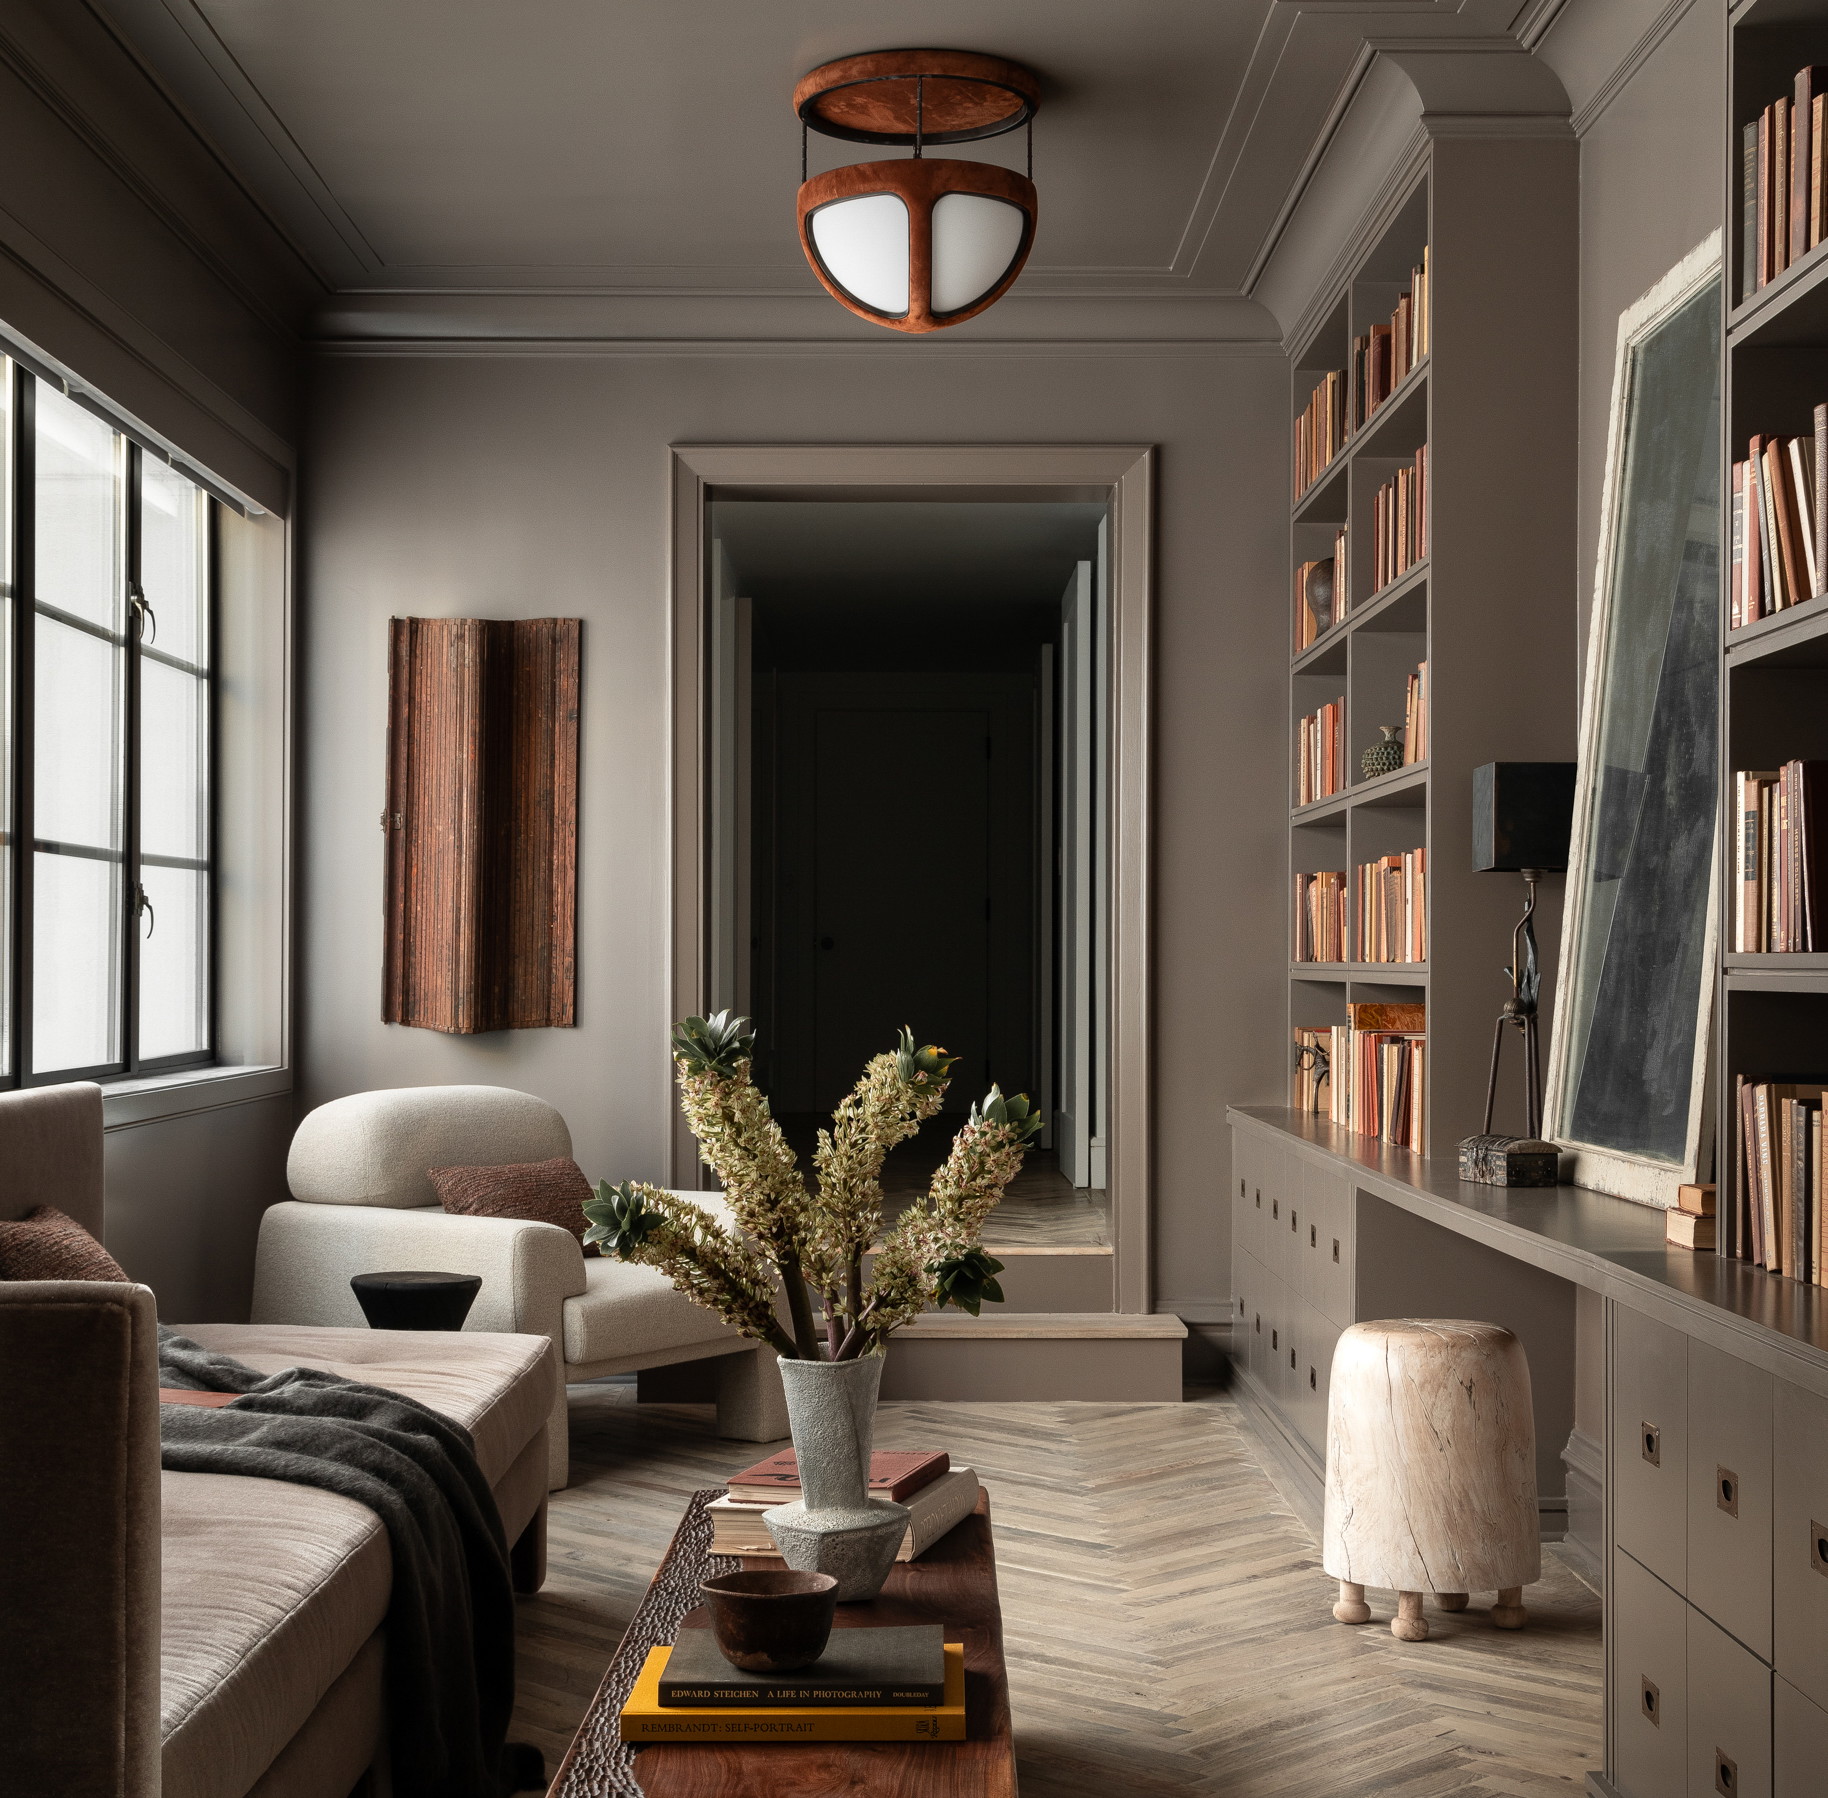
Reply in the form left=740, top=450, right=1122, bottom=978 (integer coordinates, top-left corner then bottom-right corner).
left=1360, top=725, right=1404, bottom=779
left=1304, top=560, right=1335, bottom=635
left=763, top=1354, right=909, bottom=1602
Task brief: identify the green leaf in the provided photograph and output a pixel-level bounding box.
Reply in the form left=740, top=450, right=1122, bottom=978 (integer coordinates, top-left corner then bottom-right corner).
left=894, top=1025, right=958, bottom=1089
left=671, top=1010, right=757, bottom=1077
left=968, top=1085, right=1044, bottom=1143
left=929, top=1247, right=1008, bottom=1317
left=581, top=1179, right=662, bottom=1257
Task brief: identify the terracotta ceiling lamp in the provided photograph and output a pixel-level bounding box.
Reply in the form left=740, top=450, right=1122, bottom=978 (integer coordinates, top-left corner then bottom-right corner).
left=794, top=50, right=1041, bottom=334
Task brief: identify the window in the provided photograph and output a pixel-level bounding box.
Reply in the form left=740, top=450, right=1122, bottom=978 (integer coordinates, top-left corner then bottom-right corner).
left=2, top=367, right=215, bottom=1084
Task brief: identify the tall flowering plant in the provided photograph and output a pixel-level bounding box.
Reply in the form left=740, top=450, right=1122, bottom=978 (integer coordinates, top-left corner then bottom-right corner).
left=582, top=1012, right=1041, bottom=1360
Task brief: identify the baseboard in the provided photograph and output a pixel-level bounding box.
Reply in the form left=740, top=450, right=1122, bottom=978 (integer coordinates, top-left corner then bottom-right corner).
left=1586, top=1772, right=1622, bottom=1798
left=879, top=1311, right=1186, bottom=1401
left=1229, top=1367, right=1325, bottom=1543
left=1156, top=1297, right=1234, bottom=1325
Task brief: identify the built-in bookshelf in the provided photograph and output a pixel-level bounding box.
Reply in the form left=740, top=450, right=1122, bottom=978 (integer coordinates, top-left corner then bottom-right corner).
left=1284, top=144, right=1578, bottom=1157
left=1719, top=0, right=1828, bottom=1279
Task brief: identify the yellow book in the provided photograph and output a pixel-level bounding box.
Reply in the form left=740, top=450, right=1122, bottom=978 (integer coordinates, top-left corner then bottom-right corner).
left=619, top=1643, right=966, bottom=1742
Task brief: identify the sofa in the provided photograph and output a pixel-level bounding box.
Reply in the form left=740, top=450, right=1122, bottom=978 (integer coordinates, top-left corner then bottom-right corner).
left=0, top=1085, right=555, bottom=1798
left=250, top=1084, right=788, bottom=1490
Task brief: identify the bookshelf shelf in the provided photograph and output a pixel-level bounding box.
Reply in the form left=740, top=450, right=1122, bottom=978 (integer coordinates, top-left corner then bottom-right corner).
left=1724, top=590, right=1828, bottom=664
left=1281, top=138, right=1577, bottom=1157
left=1728, top=231, right=1828, bottom=347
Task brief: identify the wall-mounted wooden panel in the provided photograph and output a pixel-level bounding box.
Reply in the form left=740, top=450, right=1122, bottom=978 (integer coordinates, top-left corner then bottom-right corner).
left=383, top=617, right=579, bottom=1032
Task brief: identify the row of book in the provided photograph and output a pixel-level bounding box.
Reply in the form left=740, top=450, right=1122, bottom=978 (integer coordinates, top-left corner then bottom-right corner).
left=1293, top=528, right=1349, bottom=653
left=1357, top=848, right=1427, bottom=964
left=1400, top=660, right=1429, bottom=765
left=1731, top=415, right=1825, bottom=627
left=1294, top=370, right=1348, bottom=501
left=1734, top=1079, right=1825, bottom=1284
left=1293, top=870, right=1347, bottom=963
left=1370, top=446, right=1428, bottom=594
left=1735, top=763, right=1828, bottom=953
left=1353, top=251, right=1430, bottom=428
left=1293, top=1003, right=1427, bottom=1150
left=1297, top=699, right=1344, bottom=806
left=1741, top=67, right=1828, bottom=302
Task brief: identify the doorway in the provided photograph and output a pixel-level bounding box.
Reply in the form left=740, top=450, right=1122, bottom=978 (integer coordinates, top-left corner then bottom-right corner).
left=670, top=446, right=1153, bottom=1311
left=708, top=499, right=1106, bottom=1241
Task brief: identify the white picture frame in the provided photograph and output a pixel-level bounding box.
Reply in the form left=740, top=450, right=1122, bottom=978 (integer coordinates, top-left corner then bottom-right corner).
left=1542, top=232, right=1722, bottom=1205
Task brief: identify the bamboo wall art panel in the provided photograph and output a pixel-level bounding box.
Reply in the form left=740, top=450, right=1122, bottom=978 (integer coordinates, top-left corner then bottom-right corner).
left=382, top=616, right=580, bottom=1032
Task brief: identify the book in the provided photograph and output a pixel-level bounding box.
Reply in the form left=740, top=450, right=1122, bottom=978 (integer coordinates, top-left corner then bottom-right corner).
left=1327, top=1009, right=1426, bottom=1151
left=659, top=1621, right=945, bottom=1708
left=1348, top=1002, right=1426, bottom=1031
left=159, top=1388, right=239, bottom=1408
left=1666, top=1210, right=1716, bottom=1251
left=725, top=1448, right=948, bottom=1506
left=708, top=1466, right=982, bottom=1562
left=619, top=1643, right=965, bottom=1741
left=1679, top=1183, right=1717, bottom=1217
left=1353, top=848, right=1427, bottom=963
left=1293, top=870, right=1347, bottom=963
left=1732, top=762, right=1828, bottom=948
left=1734, top=1079, right=1828, bottom=1278
left=1745, top=119, right=1760, bottom=301
left=1400, top=660, right=1428, bottom=765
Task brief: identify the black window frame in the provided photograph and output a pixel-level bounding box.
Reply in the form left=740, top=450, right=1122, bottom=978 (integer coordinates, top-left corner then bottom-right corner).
left=5, top=363, right=219, bottom=1088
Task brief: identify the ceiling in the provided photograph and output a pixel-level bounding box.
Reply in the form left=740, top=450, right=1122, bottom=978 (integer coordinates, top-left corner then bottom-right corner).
left=714, top=500, right=1104, bottom=670
left=95, top=0, right=1549, bottom=311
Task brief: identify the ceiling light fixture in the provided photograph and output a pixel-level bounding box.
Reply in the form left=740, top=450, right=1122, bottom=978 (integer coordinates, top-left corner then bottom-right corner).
left=794, top=50, right=1040, bottom=334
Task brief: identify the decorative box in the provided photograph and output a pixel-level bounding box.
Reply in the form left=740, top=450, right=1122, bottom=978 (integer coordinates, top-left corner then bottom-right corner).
left=1457, top=1134, right=1561, bottom=1187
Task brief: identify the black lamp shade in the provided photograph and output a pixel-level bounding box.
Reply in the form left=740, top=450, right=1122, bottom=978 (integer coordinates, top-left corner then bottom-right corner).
left=1472, top=762, right=1576, bottom=872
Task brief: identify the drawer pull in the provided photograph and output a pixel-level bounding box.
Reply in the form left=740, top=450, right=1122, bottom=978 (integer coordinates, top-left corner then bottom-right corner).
left=1255, top=1187, right=1262, bottom=1209
left=1271, top=1328, right=1278, bottom=1350
left=1239, top=1177, right=1246, bottom=1199
left=1640, top=1424, right=1660, bottom=1467
left=1332, top=1238, right=1341, bottom=1263
left=1714, top=1748, right=1736, bottom=1796
left=1272, top=1198, right=1279, bottom=1220
left=1308, top=1365, right=1317, bottom=1391
left=1813, top=1520, right=1828, bottom=1576
left=1716, top=1466, right=1738, bottom=1517
left=1290, top=1208, right=1299, bottom=1232
left=1310, top=1223, right=1317, bottom=1248
left=1639, top=1677, right=1659, bottom=1726
left=1289, top=1346, right=1297, bottom=1369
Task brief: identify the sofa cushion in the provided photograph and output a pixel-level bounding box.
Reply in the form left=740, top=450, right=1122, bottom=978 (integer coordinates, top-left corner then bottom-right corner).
left=171, top=1323, right=553, bottom=1489
left=160, top=1471, right=389, bottom=1798
left=0, top=1204, right=128, bottom=1281
left=429, top=1155, right=598, bottom=1251
left=561, top=1253, right=743, bottom=1365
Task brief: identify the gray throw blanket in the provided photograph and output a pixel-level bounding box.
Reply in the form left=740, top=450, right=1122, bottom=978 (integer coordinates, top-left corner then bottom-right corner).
left=157, top=1329, right=538, bottom=1798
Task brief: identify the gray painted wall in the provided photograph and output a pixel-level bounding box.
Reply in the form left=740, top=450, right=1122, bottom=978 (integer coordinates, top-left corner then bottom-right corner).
left=299, top=346, right=1293, bottom=1319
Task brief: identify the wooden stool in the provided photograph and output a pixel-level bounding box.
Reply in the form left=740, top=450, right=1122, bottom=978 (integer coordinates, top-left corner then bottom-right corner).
left=1323, top=1318, right=1539, bottom=1641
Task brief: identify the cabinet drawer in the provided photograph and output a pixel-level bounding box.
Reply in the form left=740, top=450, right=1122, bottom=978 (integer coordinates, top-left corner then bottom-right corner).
left=1688, top=1604, right=1772, bottom=1798
left=1688, top=1339, right=1773, bottom=1660
left=1268, top=1154, right=1300, bottom=1286
left=1304, top=1163, right=1353, bottom=1327
left=1774, top=1675, right=1828, bottom=1798
left=1233, top=1130, right=1263, bottom=1267
left=1613, top=1549, right=1687, bottom=1798
left=1296, top=1297, right=1339, bottom=1458
left=1235, top=1250, right=1265, bottom=1386
left=1773, top=1379, right=1828, bottom=1709
left=1613, top=1303, right=1689, bottom=1591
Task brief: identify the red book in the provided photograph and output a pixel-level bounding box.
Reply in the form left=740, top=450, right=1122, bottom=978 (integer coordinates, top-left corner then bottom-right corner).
left=726, top=1449, right=950, bottom=1505
left=160, top=1388, right=239, bottom=1408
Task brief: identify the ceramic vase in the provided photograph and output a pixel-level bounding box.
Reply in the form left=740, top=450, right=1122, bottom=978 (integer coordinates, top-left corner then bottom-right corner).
left=763, top=1354, right=909, bottom=1602
left=1360, top=724, right=1404, bottom=779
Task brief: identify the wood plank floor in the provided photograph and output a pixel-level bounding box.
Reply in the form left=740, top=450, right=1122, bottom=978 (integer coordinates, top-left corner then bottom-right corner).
left=515, top=1382, right=1601, bottom=1796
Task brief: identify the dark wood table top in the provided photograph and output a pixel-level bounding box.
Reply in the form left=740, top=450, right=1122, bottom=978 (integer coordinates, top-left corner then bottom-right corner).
left=549, top=1489, right=1015, bottom=1798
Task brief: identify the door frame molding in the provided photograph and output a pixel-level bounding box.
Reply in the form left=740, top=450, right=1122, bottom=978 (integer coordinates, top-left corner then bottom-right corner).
left=668, top=443, right=1156, bottom=1315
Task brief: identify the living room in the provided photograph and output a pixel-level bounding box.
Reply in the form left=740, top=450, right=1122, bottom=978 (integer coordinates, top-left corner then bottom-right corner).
left=0, top=1, right=1818, bottom=1795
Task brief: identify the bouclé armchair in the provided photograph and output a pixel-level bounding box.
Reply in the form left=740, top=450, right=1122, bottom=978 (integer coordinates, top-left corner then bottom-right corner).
left=251, top=1084, right=787, bottom=1488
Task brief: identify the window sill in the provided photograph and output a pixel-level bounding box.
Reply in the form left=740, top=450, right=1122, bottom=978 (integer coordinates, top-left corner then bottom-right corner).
left=101, top=1064, right=292, bottom=1130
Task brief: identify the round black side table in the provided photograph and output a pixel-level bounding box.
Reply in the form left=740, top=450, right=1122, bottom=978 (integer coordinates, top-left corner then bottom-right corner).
left=351, top=1270, right=482, bottom=1332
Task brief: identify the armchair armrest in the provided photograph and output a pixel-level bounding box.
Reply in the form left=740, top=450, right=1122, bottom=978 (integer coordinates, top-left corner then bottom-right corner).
left=251, top=1201, right=588, bottom=1346
left=0, top=1279, right=161, bottom=1795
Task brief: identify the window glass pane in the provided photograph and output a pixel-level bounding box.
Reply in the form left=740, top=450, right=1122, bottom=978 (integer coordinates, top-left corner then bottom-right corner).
left=138, top=864, right=206, bottom=1060
left=35, top=387, right=118, bottom=629
left=140, top=461, right=206, bottom=668
left=141, top=661, right=206, bottom=862
left=35, top=615, right=123, bottom=850
left=33, top=850, right=120, bottom=1071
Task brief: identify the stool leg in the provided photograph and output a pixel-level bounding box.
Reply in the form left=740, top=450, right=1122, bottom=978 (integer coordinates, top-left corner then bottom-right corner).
left=1333, top=1580, right=1371, bottom=1624
left=1434, top=1592, right=1469, bottom=1611
left=1391, top=1591, right=1428, bottom=1641
left=1491, top=1587, right=1527, bottom=1630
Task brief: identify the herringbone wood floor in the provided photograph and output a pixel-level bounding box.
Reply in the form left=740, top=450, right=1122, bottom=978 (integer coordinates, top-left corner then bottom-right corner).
left=515, top=1383, right=1602, bottom=1795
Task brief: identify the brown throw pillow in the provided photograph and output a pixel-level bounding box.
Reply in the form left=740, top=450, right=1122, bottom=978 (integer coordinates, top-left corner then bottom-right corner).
left=0, top=1205, right=129, bottom=1282
left=428, top=1156, right=598, bottom=1253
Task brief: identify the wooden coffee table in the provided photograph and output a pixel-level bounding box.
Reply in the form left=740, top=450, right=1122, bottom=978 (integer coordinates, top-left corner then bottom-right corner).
left=547, top=1488, right=1016, bottom=1798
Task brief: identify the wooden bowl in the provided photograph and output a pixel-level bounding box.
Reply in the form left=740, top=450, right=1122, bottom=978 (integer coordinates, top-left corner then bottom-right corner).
left=700, top=1569, right=839, bottom=1672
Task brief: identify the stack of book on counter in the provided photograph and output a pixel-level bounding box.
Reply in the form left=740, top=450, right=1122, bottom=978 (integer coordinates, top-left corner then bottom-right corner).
left=620, top=1622, right=965, bottom=1743
left=1731, top=418, right=1824, bottom=624
left=1735, top=1078, right=1827, bottom=1283
left=1326, top=1002, right=1426, bottom=1151
left=1734, top=762, right=1828, bottom=950
left=707, top=1450, right=980, bottom=1562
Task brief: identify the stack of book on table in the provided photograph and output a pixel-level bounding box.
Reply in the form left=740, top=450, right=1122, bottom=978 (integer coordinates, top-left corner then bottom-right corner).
left=707, top=1449, right=981, bottom=1562
left=620, top=1622, right=966, bottom=1742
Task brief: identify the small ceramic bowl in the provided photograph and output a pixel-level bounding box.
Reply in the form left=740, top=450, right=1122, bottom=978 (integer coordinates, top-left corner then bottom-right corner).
left=700, top=1569, right=839, bottom=1672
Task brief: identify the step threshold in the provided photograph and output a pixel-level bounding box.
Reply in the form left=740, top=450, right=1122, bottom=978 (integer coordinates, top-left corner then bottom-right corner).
left=895, top=1311, right=1186, bottom=1340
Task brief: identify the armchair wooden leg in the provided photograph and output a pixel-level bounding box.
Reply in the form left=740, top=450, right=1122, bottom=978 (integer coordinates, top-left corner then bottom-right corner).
left=511, top=1500, right=548, bottom=1595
